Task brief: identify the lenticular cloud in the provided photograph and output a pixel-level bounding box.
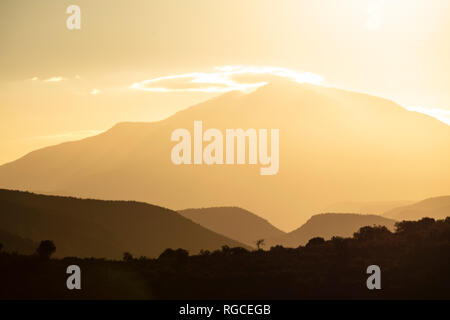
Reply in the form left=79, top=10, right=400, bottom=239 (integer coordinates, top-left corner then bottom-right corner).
left=130, top=66, right=325, bottom=93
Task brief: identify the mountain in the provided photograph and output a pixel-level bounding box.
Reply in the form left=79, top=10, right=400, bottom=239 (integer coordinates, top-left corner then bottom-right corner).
left=0, top=80, right=449, bottom=229
left=0, top=229, right=37, bottom=254
left=269, top=213, right=397, bottom=248
left=383, top=196, right=450, bottom=221
left=179, top=207, right=285, bottom=247
left=0, top=189, right=248, bottom=259
left=321, top=200, right=414, bottom=215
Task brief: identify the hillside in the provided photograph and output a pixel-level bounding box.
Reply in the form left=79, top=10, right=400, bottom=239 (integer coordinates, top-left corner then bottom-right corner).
left=321, top=200, right=414, bottom=215
left=384, top=196, right=450, bottom=220
left=0, top=81, right=449, bottom=228
left=179, top=207, right=285, bottom=247
left=1, top=217, right=449, bottom=299
left=0, top=229, right=37, bottom=254
left=270, top=213, right=397, bottom=247
left=0, top=189, right=248, bottom=259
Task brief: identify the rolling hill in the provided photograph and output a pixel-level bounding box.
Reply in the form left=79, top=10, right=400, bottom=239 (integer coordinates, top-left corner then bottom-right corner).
left=269, top=213, right=397, bottom=248
left=383, top=196, right=450, bottom=221
left=0, top=189, right=248, bottom=259
left=0, top=80, right=449, bottom=229
left=179, top=207, right=285, bottom=247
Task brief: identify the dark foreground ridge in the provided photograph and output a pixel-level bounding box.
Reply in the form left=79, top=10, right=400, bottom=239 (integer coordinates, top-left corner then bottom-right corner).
left=0, top=217, right=449, bottom=299
left=0, top=189, right=249, bottom=259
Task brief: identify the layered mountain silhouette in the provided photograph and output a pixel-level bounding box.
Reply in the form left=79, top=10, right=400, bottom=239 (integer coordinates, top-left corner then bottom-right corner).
left=268, top=213, right=397, bottom=247
left=0, top=80, right=449, bottom=228
left=383, top=196, right=450, bottom=221
left=0, top=189, right=248, bottom=259
left=179, top=207, right=285, bottom=247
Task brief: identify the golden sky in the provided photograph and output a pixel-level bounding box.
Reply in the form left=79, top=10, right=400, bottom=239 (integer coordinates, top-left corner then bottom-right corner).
left=1, top=0, right=450, bottom=164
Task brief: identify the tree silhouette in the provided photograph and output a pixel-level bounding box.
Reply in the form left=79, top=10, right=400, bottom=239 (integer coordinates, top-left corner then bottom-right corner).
left=306, top=237, right=325, bottom=247
left=396, top=217, right=436, bottom=234
left=353, top=225, right=392, bottom=241
left=123, top=252, right=133, bottom=262
left=256, top=239, right=265, bottom=250
left=1, top=217, right=450, bottom=299
left=158, top=248, right=189, bottom=264
left=36, top=240, right=56, bottom=259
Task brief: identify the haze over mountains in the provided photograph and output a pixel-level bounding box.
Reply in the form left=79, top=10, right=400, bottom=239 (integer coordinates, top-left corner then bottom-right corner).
left=322, top=201, right=414, bottom=216
left=383, top=196, right=450, bottom=221
left=0, top=189, right=247, bottom=258
left=179, top=207, right=285, bottom=246
left=269, top=213, right=397, bottom=248
left=179, top=207, right=397, bottom=249
left=1, top=188, right=447, bottom=258
left=0, top=81, right=449, bottom=229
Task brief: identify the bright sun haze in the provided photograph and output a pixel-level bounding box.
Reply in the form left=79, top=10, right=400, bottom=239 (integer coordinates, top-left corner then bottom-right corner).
left=0, top=0, right=450, bottom=229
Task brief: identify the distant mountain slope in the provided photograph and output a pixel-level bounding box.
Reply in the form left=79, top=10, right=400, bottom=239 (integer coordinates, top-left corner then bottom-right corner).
left=1, top=81, right=449, bottom=229
left=179, top=207, right=286, bottom=246
left=0, top=189, right=248, bottom=259
left=383, top=196, right=450, bottom=221
left=321, top=201, right=414, bottom=215
left=0, top=229, right=37, bottom=254
left=270, top=213, right=397, bottom=248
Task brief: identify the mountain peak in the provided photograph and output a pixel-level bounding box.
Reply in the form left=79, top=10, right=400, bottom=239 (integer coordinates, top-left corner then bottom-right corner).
left=0, top=83, right=449, bottom=229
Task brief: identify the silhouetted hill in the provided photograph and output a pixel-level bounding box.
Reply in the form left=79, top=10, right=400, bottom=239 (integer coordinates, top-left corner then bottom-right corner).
left=0, top=229, right=37, bottom=254
left=0, top=189, right=248, bottom=259
left=270, top=213, right=396, bottom=247
left=179, top=207, right=285, bottom=247
left=1, top=81, right=449, bottom=229
left=1, top=218, right=449, bottom=299
left=384, top=196, right=450, bottom=220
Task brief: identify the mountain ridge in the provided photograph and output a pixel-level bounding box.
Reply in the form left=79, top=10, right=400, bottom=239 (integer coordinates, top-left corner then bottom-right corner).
left=1, top=82, right=449, bottom=228
left=0, top=189, right=249, bottom=259
left=383, top=196, right=450, bottom=221
left=179, top=206, right=286, bottom=246
left=268, top=213, right=397, bottom=247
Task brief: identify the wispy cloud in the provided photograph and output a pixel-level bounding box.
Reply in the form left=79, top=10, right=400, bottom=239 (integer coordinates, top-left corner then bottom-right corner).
left=43, top=76, right=65, bottom=82
left=406, top=106, right=450, bottom=125
left=26, top=75, right=104, bottom=96
left=130, top=66, right=325, bottom=93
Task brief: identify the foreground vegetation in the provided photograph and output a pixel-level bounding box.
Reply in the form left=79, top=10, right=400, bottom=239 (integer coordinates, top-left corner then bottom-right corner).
left=1, top=218, right=449, bottom=299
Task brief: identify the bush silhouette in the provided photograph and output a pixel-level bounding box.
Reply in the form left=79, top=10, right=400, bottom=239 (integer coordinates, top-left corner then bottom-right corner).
left=158, top=248, right=189, bottom=264
left=228, top=247, right=249, bottom=255
left=396, top=217, right=435, bottom=234
left=306, top=237, right=325, bottom=247
left=269, top=245, right=285, bottom=253
left=36, top=240, right=56, bottom=259
left=353, top=225, right=392, bottom=241
left=1, top=217, right=449, bottom=299
left=123, top=252, right=133, bottom=262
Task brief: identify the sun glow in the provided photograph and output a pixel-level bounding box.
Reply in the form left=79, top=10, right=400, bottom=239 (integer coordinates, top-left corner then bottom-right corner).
left=130, top=66, right=324, bottom=93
